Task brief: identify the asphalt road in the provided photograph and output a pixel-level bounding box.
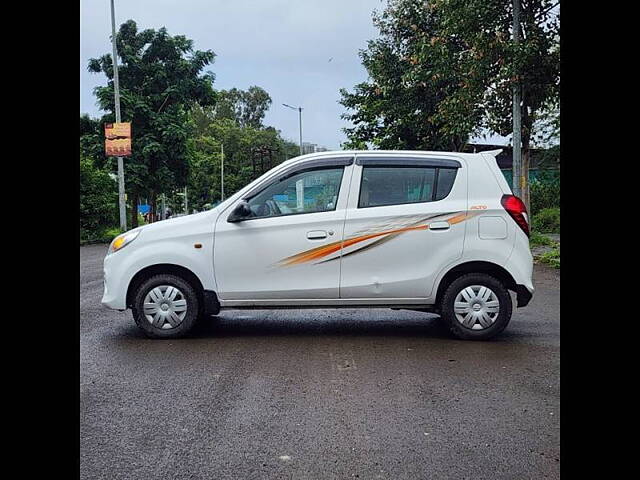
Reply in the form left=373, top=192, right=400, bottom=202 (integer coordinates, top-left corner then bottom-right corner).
left=80, top=244, right=560, bottom=480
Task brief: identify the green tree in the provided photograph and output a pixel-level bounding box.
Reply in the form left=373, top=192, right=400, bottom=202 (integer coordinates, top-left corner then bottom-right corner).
left=186, top=134, right=222, bottom=211
left=80, top=114, right=105, bottom=161
left=426, top=0, right=559, bottom=208
left=208, top=86, right=272, bottom=128
left=185, top=104, right=298, bottom=210
left=88, top=20, right=217, bottom=227
left=340, top=0, right=560, bottom=187
left=80, top=155, right=118, bottom=241
left=340, top=0, right=471, bottom=150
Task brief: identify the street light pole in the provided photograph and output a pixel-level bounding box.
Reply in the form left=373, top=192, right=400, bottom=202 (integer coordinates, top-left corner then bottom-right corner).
left=110, top=0, right=127, bottom=231
left=298, top=107, right=303, bottom=156
left=283, top=103, right=303, bottom=155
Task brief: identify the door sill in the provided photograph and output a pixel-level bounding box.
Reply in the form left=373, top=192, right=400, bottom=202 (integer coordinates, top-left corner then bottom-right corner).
left=219, top=298, right=434, bottom=309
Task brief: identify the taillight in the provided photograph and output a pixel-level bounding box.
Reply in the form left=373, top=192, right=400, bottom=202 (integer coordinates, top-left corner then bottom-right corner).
left=501, top=194, right=530, bottom=237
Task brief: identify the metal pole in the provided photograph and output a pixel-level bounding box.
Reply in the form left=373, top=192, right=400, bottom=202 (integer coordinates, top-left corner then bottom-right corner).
left=221, top=143, right=225, bottom=201
left=283, top=104, right=304, bottom=156
left=298, top=107, right=303, bottom=155
left=512, top=0, right=522, bottom=199
left=110, top=0, right=127, bottom=231
left=184, top=186, right=188, bottom=214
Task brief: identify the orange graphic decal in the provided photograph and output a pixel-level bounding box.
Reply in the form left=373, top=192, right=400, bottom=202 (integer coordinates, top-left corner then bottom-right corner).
left=275, top=212, right=475, bottom=267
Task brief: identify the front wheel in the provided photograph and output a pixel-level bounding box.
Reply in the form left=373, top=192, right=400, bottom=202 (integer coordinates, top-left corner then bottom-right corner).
left=439, top=273, right=513, bottom=340
left=131, top=274, right=200, bottom=339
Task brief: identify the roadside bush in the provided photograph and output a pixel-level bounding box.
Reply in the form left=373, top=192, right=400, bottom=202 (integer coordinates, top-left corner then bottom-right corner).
left=539, top=247, right=560, bottom=269
left=80, top=156, right=118, bottom=242
left=80, top=226, right=123, bottom=245
left=530, top=169, right=560, bottom=216
left=529, top=231, right=555, bottom=247
left=532, top=207, right=560, bottom=234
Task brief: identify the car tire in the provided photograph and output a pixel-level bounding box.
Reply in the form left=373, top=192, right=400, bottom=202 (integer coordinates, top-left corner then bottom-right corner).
left=440, top=273, right=513, bottom=340
left=131, top=274, right=200, bottom=339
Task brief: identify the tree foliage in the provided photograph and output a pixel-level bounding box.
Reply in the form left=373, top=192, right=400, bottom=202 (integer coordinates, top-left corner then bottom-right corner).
left=80, top=155, right=118, bottom=238
left=80, top=114, right=104, bottom=161
left=340, top=0, right=470, bottom=150
left=82, top=20, right=305, bottom=230
left=427, top=0, right=560, bottom=147
left=87, top=20, right=217, bottom=226
left=209, top=86, right=273, bottom=128
left=340, top=0, right=559, bottom=154
left=184, top=108, right=298, bottom=211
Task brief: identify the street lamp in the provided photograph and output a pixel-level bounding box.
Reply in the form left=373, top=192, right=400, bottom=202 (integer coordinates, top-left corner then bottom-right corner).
left=283, top=103, right=303, bottom=155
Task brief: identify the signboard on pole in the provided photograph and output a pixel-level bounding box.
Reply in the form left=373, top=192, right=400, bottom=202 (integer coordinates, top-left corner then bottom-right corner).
left=105, top=122, right=132, bottom=156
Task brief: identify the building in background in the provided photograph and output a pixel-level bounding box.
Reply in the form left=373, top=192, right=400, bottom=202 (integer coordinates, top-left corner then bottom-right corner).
left=302, top=142, right=328, bottom=155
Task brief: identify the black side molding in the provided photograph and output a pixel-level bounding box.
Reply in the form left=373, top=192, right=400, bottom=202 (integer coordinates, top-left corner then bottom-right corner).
left=203, top=290, right=221, bottom=316
left=355, top=156, right=461, bottom=168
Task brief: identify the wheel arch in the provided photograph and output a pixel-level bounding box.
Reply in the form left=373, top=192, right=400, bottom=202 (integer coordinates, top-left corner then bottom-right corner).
left=435, top=261, right=518, bottom=309
left=126, top=264, right=206, bottom=310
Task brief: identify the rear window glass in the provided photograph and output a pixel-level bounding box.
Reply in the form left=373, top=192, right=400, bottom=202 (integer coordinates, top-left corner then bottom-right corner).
left=358, top=166, right=457, bottom=208
left=436, top=168, right=458, bottom=200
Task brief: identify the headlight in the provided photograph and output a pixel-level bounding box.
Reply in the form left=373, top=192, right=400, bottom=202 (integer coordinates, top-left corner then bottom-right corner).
left=108, top=230, right=141, bottom=255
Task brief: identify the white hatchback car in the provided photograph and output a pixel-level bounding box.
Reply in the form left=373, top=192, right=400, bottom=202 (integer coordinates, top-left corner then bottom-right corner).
left=102, top=150, right=533, bottom=340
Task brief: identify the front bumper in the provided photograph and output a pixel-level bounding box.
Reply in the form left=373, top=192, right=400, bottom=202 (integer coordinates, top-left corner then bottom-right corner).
left=101, top=256, right=128, bottom=311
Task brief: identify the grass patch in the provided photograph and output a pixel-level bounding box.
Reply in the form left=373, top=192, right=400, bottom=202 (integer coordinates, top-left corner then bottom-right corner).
left=538, top=247, right=560, bottom=269
left=530, top=231, right=555, bottom=247
left=530, top=231, right=560, bottom=269
left=531, top=207, right=560, bottom=234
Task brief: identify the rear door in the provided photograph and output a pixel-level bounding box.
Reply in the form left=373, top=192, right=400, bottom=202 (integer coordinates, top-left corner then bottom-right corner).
left=339, top=155, right=468, bottom=300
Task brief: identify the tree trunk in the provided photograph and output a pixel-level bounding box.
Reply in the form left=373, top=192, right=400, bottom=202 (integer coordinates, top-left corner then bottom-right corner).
left=130, top=191, right=139, bottom=229
left=150, top=190, right=157, bottom=223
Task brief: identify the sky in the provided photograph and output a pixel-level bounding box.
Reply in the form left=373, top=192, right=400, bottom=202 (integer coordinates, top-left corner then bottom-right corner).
left=80, top=0, right=507, bottom=150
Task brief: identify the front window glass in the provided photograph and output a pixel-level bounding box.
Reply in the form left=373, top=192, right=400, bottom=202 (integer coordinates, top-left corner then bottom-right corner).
left=247, top=167, right=344, bottom=218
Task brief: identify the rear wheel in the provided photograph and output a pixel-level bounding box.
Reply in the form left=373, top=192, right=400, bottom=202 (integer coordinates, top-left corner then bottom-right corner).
left=131, top=274, right=200, bottom=339
left=439, top=273, right=512, bottom=340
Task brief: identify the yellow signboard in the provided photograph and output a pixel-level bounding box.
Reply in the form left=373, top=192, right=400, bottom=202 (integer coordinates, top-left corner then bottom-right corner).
left=105, top=122, right=132, bottom=157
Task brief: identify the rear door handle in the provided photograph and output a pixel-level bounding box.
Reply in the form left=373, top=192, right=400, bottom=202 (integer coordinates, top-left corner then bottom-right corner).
left=307, top=230, right=327, bottom=239
left=429, top=221, right=450, bottom=231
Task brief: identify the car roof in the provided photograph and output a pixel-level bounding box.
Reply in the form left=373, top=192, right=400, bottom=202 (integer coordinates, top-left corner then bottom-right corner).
left=281, top=149, right=500, bottom=168
left=293, top=149, right=499, bottom=160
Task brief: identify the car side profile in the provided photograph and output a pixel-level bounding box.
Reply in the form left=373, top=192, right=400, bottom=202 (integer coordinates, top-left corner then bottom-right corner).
left=102, top=150, right=533, bottom=340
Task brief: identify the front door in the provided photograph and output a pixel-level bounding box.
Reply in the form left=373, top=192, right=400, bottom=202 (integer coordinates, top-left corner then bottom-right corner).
left=214, top=159, right=354, bottom=302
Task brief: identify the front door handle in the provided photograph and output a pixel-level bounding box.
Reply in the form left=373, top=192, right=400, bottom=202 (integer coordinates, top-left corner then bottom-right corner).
left=429, top=221, right=450, bottom=231
left=307, top=230, right=327, bottom=240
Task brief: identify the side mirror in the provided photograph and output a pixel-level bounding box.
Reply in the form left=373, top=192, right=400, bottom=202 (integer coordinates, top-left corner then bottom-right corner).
left=227, top=200, right=252, bottom=223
